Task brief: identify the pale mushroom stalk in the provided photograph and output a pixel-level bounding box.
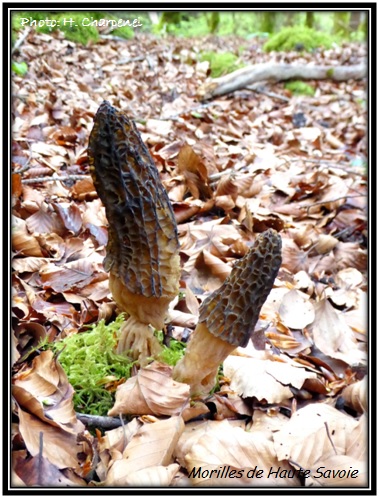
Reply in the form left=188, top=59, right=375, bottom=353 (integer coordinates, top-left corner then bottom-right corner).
left=173, top=229, right=282, bottom=395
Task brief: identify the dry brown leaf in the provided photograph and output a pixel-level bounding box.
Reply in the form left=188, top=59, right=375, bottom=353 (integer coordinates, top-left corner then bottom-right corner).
left=12, top=217, right=44, bottom=257
left=184, top=285, right=200, bottom=316
left=333, top=242, right=367, bottom=272
left=314, top=233, right=339, bottom=254
left=13, top=350, right=83, bottom=432
left=184, top=422, right=300, bottom=486
left=177, top=143, right=212, bottom=200
left=202, top=249, right=232, bottom=281
left=307, top=456, right=367, bottom=487
left=70, top=177, right=97, bottom=200
left=25, top=203, right=65, bottom=235
left=38, top=259, right=101, bottom=292
left=175, top=419, right=246, bottom=467
left=14, top=452, right=86, bottom=486
left=273, top=403, right=363, bottom=470
left=278, top=289, right=315, bottom=329
left=108, top=362, right=189, bottom=417
left=223, top=355, right=317, bottom=403
left=17, top=408, right=83, bottom=470
left=346, top=413, right=367, bottom=461
left=124, top=464, right=180, bottom=486
left=168, top=309, right=197, bottom=328
left=341, top=377, right=367, bottom=413
left=104, top=416, right=184, bottom=486
left=310, top=299, right=366, bottom=365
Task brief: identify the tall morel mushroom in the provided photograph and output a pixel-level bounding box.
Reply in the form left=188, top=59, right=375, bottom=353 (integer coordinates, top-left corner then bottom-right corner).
left=173, top=229, right=282, bottom=395
left=88, top=101, right=181, bottom=363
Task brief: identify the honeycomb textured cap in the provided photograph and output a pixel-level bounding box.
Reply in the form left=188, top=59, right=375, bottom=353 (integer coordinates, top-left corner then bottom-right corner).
left=88, top=101, right=179, bottom=299
left=198, top=229, right=282, bottom=347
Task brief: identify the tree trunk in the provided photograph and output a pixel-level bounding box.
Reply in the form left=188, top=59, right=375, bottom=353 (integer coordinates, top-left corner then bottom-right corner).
left=260, top=12, right=276, bottom=33
left=306, top=12, right=315, bottom=29
left=333, top=12, right=351, bottom=37
left=198, top=62, right=367, bottom=100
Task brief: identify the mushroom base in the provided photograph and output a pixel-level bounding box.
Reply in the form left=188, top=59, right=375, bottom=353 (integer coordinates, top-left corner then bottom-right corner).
left=116, top=316, right=162, bottom=366
left=172, top=323, right=236, bottom=396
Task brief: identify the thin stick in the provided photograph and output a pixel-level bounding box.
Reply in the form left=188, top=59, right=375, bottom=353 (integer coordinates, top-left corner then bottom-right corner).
left=21, top=175, right=90, bottom=184
left=38, top=431, right=43, bottom=485
left=247, top=85, right=290, bottom=103
left=12, top=28, right=31, bottom=53
left=305, top=194, right=365, bottom=214
left=76, top=412, right=122, bottom=430
left=324, top=421, right=338, bottom=455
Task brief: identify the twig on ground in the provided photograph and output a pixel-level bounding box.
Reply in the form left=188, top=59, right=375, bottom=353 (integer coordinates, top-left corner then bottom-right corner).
left=12, top=28, right=31, bottom=53
left=247, top=84, right=291, bottom=103
left=305, top=194, right=365, bottom=215
left=76, top=412, right=123, bottom=430
left=116, top=55, right=146, bottom=64
left=21, top=175, right=90, bottom=184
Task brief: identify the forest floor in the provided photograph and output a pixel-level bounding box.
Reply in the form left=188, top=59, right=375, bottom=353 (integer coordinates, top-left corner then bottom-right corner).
left=11, top=31, right=368, bottom=488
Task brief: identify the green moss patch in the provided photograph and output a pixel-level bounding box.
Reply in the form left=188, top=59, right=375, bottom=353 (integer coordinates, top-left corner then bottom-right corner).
left=264, top=26, right=335, bottom=52
left=41, top=316, right=188, bottom=415
left=47, top=314, right=134, bottom=415
left=200, top=51, right=245, bottom=78
left=284, top=81, right=315, bottom=96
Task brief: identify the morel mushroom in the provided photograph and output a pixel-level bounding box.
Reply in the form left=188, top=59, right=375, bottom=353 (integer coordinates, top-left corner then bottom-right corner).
left=88, top=101, right=181, bottom=363
left=173, top=229, right=282, bottom=395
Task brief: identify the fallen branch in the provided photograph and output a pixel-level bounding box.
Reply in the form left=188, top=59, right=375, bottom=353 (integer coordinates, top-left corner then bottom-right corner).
left=198, top=62, right=367, bottom=100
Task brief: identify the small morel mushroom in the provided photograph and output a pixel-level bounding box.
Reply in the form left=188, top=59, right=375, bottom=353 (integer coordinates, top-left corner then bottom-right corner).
left=173, top=229, right=282, bottom=395
left=88, top=101, right=181, bottom=363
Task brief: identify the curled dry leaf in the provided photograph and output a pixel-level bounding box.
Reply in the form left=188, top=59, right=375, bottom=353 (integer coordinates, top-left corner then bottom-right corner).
left=279, top=289, right=315, bottom=329
left=12, top=217, right=44, bottom=257
left=314, top=233, right=339, bottom=255
left=16, top=407, right=84, bottom=471
left=341, top=376, right=367, bottom=413
left=223, top=355, right=317, bottom=403
left=214, top=194, right=236, bottom=211
left=53, top=202, right=83, bottom=234
left=177, top=143, right=213, bottom=200
left=108, top=361, right=189, bottom=417
left=103, top=416, right=184, bottom=486
left=215, top=175, right=239, bottom=201
left=202, top=249, right=232, bottom=281
left=310, top=299, right=366, bottom=365
left=70, top=177, right=97, bottom=201
left=183, top=285, right=200, bottom=316
left=168, top=309, right=198, bottom=328
left=13, top=350, right=83, bottom=432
